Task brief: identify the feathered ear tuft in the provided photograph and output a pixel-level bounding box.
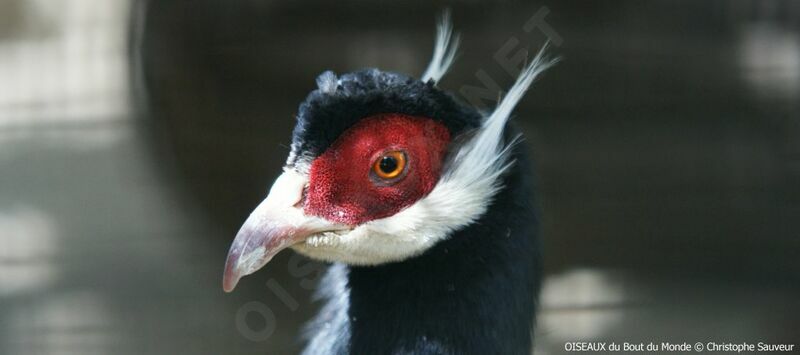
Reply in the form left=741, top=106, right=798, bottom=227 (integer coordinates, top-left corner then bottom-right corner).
left=421, top=10, right=460, bottom=84
left=446, top=43, right=558, bottom=187
left=471, top=42, right=559, bottom=175
left=432, top=43, right=557, bottom=232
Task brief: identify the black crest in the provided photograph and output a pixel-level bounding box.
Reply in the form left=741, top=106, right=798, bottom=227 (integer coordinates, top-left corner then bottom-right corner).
left=287, top=69, right=482, bottom=167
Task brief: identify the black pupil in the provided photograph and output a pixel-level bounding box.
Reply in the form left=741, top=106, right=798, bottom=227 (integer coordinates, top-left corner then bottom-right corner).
left=379, top=156, right=398, bottom=174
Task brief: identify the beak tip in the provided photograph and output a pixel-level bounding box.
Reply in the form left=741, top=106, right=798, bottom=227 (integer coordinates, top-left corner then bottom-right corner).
left=222, top=268, right=240, bottom=292
left=222, top=281, right=236, bottom=293
left=222, top=255, right=241, bottom=292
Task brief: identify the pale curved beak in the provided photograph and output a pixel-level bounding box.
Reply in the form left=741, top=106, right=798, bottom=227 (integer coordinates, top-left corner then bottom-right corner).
left=223, top=170, right=346, bottom=292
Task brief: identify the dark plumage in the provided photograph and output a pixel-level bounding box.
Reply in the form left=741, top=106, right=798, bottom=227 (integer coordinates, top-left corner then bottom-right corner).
left=222, top=18, right=553, bottom=355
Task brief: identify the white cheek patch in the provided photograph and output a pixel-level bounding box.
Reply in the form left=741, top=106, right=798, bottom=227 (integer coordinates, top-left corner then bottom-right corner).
left=292, top=46, right=556, bottom=266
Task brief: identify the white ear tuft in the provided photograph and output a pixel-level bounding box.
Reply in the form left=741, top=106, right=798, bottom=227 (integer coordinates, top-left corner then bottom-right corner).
left=459, top=43, right=558, bottom=183
left=414, top=43, right=557, bottom=239
left=421, top=10, right=460, bottom=84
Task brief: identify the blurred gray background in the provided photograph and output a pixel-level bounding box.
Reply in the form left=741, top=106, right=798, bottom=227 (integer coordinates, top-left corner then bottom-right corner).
left=1, top=0, right=798, bottom=354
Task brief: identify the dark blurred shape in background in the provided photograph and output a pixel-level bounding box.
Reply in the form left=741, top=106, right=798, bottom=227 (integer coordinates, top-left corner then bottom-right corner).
left=1, top=1, right=798, bottom=354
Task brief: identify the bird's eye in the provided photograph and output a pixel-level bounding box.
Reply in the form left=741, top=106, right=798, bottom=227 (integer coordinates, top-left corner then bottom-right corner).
left=372, top=151, right=407, bottom=181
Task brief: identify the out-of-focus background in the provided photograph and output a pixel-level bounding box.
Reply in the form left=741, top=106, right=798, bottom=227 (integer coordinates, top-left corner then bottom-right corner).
left=1, top=0, right=798, bottom=354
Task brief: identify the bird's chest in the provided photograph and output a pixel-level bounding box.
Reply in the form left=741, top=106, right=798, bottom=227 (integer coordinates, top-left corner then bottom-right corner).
left=346, top=274, right=505, bottom=354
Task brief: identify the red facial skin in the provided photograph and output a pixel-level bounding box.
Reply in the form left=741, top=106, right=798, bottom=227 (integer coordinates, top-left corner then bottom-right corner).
left=304, top=114, right=451, bottom=225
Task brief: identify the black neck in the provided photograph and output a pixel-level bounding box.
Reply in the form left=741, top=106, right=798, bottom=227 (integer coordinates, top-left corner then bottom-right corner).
left=346, top=141, right=541, bottom=354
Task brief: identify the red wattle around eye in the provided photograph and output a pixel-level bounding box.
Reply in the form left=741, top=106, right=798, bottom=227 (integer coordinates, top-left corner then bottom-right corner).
left=304, top=114, right=451, bottom=225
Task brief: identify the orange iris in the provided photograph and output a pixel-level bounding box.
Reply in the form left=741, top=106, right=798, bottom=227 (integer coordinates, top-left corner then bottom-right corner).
left=373, top=151, right=406, bottom=180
